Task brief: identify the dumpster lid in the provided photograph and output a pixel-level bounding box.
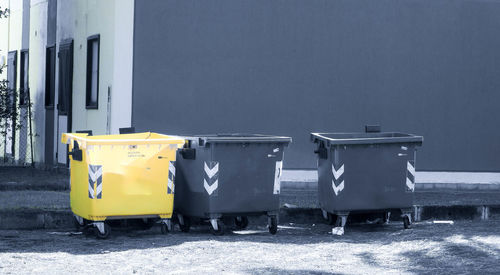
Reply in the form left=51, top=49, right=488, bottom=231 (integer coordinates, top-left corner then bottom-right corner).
left=185, top=134, right=292, bottom=144
left=61, top=132, right=185, bottom=148
left=311, top=132, right=423, bottom=146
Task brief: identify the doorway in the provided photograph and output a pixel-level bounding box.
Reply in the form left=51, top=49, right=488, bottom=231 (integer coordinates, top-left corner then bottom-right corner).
left=56, top=40, right=73, bottom=166
left=45, top=45, right=56, bottom=166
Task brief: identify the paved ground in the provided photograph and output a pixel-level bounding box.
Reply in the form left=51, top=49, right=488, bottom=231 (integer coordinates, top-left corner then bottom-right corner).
left=0, top=220, right=499, bottom=274
left=2, top=189, right=500, bottom=211
left=0, top=168, right=68, bottom=191
left=0, top=191, right=68, bottom=210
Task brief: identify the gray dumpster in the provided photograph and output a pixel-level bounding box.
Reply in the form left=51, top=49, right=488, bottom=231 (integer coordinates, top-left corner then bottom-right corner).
left=174, top=134, right=292, bottom=235
left=311, top=126, right=423, bottom=234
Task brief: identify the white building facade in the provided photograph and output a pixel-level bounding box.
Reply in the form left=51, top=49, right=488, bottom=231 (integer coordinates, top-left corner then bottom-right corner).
left=0, top=0, right=134, bottom=168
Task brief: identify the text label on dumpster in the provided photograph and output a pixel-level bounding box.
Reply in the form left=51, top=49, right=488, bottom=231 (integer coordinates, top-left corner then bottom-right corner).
left=128, top=151, right=145, bottom=158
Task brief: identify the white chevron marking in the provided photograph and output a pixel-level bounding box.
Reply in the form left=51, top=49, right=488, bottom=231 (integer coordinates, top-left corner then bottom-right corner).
left=407, top=162, right=415, bottom=177
left=332, top=180, right=344, bottom=196
left=169, top=162, right=175, bottom=175
left=332, top=164, right=344, bottom=180
left=168, top=176, right=174, bottom=192
left=89, top=166, right=102, bottom=182
left=95, top=182, right=102, bottom=196
left=273, top=161, right=283, bottom=194
left=406, top=177, right=415, bottom=191
left=88, top=184, right=95, bottom=199
left=168, top=161, right=175, bottom=193
left=204, top=179, right=218, bottom=195
left=204, top=162, right=219, bottom=178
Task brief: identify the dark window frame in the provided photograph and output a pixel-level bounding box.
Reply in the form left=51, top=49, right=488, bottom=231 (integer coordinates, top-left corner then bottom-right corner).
left=57, top=39, right=74, bottom=116
left=7, top=50, right=17, bottom=94
left=6, top=50, right=18, bottom=158
left=19, top=49, right=29, bottom=106
left=7, top=50, right=18, bottom=114
left=45, top=45, right=56, bottom=109
left=86, top=34, right=100, bottom=109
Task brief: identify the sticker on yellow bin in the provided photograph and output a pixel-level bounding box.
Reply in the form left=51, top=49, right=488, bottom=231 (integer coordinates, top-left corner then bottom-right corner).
left=61, top=132, right=185, bottom=222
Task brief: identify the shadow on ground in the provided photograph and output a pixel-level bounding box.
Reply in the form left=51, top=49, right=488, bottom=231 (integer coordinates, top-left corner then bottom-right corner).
left=0, top=219, right=498, bottom=254
left=246, top=268, right=341, bottom=275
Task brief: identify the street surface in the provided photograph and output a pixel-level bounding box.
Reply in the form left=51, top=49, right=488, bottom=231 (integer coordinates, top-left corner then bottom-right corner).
left=1, top=220, right=499, bottom=274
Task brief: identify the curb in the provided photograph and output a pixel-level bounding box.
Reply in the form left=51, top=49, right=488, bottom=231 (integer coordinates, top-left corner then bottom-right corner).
left=1, top=205, right=499, bottom=230
left=0, top=209, right=73, bottom=230
left=415, top=182, right=500, bottom=191
left=414, top=205, right=500, bottom=221
left=278, top=205, right=500, bottom=224
left=0, top=184, right=69, bottom=192
left=281, top=181, right=500, bottom=191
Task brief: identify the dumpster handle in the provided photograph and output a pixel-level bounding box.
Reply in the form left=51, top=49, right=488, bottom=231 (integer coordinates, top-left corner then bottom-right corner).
left=314, top=142, right=328, bottom=159
left=314, top=147, right=328, bottom=159
left=180, top=148, right=196, bottom=160
left=68, top=140, right=83, bottom=161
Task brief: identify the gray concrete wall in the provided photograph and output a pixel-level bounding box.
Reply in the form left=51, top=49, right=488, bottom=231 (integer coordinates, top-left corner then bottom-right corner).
left=132, top=0, right=500, bottom=171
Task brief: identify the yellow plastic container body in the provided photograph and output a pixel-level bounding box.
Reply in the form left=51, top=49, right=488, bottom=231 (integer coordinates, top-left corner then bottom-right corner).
left=61, top=132, right=184, bottom=221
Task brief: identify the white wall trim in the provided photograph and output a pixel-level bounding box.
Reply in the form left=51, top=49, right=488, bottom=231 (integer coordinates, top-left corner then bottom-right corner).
left=110, top=0, right=134, bottom=134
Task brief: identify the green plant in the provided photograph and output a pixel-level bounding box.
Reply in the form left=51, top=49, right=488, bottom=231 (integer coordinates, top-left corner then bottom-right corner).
left=0, top=56, right=12, bottom=138
left=0, top=76, right=33, bottom=142
left=0, top=6, right=33, bottom=163
left=1, top=87, right=22, bottom=136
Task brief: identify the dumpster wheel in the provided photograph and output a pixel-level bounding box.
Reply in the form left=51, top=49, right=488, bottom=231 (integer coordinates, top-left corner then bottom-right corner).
left=327, top=213, right=337, bottom=225
left=95, top=223, right=111, bottom=239
left=268, top=216, right=278, bottom=235
left=403, top=215, right=411, bottom=229
left=234, top=216, right=249, bottom=230
left=74, top=216, right=94, bottom=236
left=178, top=215, right=191, bottom=233
left=160, top=219, right=172, bottom=234
left=383, top=212, right=391, bottom=225
left=73, top=215, right=87, bottom=231
left=210, top=219, right=225, bottom=236
left=161, top=223, right=169, bottom=234
left=321, top=210, right=337, bottom=225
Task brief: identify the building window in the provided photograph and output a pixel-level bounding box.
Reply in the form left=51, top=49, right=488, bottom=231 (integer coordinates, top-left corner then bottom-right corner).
left=45, top=46, right=56, bottom=108
left=86, top=35, right=100, bottom=109
left=20, top=50, right=29, bottom=106
left=7, top=51, right=17, bottom=116
left=58, top=40, right=73, bottom=116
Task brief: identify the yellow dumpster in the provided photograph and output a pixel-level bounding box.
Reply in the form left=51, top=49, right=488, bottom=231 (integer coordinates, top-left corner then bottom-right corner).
left=61, top=132, right=184, bottom=238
